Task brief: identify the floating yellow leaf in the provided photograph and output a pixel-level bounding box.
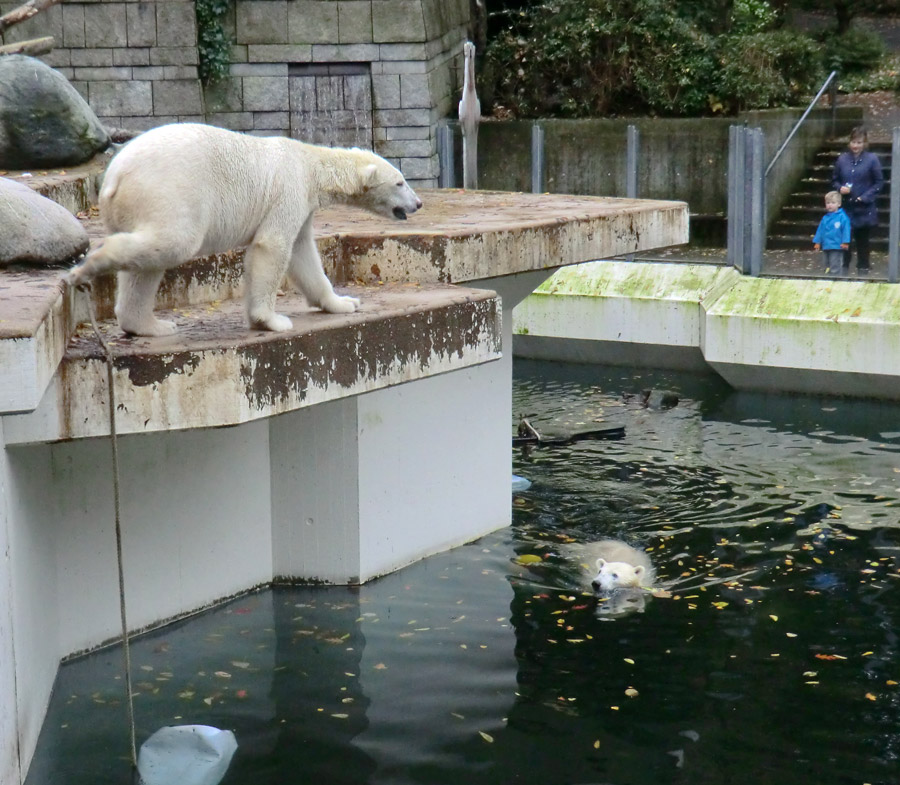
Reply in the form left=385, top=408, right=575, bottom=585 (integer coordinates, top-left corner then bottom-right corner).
left=887, top=680, right=898, bottom=686
left=862, top=651, right=874, bottom=657
left=625, top=688, right=639, bottom=698
left=593, top=740, right=600, bottom=749
left=331, top=713, right=349, bottom=719
left=786, top=633, right=797, bottom=638
left=515, top=554, right=543, bottom=565
left=479, top=731, right=494, bottom=743
left=374, top=663, right=388, bottom=670
left=865, top=693, right=877, bottom=701
left=769, top=615, right=779, bottom=622
left=214, top=671, right=231, bottom=679
left=624, top=658, right=635, bottom=664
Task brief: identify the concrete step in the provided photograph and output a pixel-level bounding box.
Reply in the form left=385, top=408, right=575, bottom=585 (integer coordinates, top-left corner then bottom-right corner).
left=773, top=216, right=891, bottom=237
left=783, top=192, right=891, bottom=208
left=768, top=234, right=890, bottom=251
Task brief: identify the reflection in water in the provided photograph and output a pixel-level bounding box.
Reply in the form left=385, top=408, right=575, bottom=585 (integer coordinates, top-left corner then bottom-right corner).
left=27, top=360, right=900, bottom=785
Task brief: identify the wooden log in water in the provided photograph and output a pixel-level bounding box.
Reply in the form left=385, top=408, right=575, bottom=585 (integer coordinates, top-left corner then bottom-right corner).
left=512, top=425, right=626, bottom=447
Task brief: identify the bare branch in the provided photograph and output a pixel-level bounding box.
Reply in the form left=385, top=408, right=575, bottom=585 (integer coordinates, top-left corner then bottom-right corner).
left=0, top=35, right=54, bottom=56
left=0, top=0, right=62, bottom=35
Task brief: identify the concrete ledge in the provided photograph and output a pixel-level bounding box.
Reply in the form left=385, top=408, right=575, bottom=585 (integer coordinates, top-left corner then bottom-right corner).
left=5, top=283, right=500, bottom=444
left=0, top=270, right=73, bottom=414
left=513, top=261, right=900, bottom=400
left=317, top=189, right=689, bottom=284
left=704, top=268, right=900, bottom=397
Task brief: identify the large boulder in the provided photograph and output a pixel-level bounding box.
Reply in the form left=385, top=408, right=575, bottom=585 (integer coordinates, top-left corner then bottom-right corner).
left=0, top=55, right=110, bottom=169
left=0, top=176, right=89, bottom=266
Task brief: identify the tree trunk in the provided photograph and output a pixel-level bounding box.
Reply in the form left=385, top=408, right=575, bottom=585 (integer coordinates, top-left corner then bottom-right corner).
left=834, top=0, right=853, bottom=35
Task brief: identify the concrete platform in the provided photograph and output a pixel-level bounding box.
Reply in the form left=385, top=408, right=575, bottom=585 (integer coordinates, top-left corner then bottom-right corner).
left=5, top=283, right=501, bottom=444
left=1, top=187, right=687, bottom=419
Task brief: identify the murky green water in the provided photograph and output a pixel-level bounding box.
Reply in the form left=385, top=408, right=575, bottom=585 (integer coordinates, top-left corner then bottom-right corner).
left=27, top=360, right=900, bottom=785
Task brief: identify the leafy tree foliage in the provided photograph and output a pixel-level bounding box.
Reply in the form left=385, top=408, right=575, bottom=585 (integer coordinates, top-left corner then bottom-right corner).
left=482, top=0, right=826, bottom=117
left=793, top=0, right=899, bottom=35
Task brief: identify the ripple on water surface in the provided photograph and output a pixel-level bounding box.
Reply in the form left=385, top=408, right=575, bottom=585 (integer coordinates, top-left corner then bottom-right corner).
left=26, top=361, right=900, bottom=785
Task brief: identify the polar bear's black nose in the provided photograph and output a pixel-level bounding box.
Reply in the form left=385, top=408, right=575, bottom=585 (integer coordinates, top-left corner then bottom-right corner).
left=393, top=207, right=408, bottom=220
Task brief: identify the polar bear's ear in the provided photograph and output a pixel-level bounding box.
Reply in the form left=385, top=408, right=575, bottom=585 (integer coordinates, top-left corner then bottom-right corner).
left=360, top=163, right=378, bottom=190
left=634, top=565, right=645, bottom=580
left=596, top=558, right=606, bottom=570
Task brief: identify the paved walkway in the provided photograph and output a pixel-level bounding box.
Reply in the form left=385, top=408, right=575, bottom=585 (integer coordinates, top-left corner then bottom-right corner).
left=633, top=245, right=891, bottom=280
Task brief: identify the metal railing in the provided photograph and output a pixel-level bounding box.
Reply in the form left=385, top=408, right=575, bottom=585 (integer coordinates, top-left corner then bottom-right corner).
left=765, top=70, right=838, bottom=177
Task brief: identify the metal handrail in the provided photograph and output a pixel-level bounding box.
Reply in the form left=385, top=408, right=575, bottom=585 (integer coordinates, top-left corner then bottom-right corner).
left=765, top=70, right=838, bottom=177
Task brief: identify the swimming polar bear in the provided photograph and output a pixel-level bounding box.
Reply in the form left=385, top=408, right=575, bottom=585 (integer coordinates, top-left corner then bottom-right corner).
left=589, top=539, right=655, bottom=592
left=65, top=123, right=422, bottom=336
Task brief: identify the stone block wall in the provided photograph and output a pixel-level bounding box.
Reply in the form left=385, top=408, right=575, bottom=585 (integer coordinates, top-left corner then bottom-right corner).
left=0, top=0, right=204, bottom=125
left=0, top=0, right=472, bottom=185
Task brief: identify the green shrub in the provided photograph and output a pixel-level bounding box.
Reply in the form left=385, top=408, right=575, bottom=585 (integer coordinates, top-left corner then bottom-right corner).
left=483, top=1, right=824, bottom=117
left=821, top=27, right=886, bottom=74
left=731, top=0, right=778, bottom=34
left=837, top=53, right=900, bottom=92
left=483, top=0, right=720, bottom=117
left=715, top=30, right=824, bottom=112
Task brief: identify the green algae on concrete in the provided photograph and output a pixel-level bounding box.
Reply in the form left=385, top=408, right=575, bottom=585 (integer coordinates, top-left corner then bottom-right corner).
left=530, top=259, right=723, bottom=302
left=514, top=260, right=900, bottom=399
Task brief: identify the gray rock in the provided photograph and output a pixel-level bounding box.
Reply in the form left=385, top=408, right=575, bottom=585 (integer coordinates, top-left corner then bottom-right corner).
left=0, top=176, right=89, bottom=266
left=0, top=55, right=110, bottom=169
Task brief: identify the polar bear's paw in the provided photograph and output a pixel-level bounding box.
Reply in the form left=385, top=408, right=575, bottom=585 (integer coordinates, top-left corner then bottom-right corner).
left=119, top=317, right=178, bottom=337
left=251, top=313, right=294, bottom=332
left=321, top=294, right=361, bottom=314
left=64, top=264, right=89, bottom=288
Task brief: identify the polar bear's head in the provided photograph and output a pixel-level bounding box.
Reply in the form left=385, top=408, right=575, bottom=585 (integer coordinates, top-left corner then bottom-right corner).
left=591, top=558, right=646, bottom=592
left=353, top=152, right=422, bottom=220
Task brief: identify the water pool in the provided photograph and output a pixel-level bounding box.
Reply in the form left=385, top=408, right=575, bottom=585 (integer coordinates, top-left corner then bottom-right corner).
left=27, top=360, right=900, bottom=785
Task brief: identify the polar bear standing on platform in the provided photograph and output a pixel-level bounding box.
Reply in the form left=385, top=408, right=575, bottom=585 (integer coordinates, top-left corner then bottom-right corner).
left=65, top=123, right=423, bottom=336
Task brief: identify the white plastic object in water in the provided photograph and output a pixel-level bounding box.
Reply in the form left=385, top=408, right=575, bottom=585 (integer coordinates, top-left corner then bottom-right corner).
left=137, top=725, right=238, bottom=785
left=511, top=474, right=532, bottom=492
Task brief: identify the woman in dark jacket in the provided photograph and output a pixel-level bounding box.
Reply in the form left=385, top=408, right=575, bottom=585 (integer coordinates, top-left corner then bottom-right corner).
left=831, top=126, right=884, bottom=274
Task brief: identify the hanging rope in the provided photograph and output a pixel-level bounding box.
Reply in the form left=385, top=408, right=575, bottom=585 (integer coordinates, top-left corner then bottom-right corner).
left=79, top=283, right=138, bottom=767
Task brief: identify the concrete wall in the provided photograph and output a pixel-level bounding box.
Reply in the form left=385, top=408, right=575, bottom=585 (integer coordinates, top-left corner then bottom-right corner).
left=0, top=0, right=472, bottom=185
left=463, top=108, right=862, bottom=234
left=0, top=422, right=21, bottom=785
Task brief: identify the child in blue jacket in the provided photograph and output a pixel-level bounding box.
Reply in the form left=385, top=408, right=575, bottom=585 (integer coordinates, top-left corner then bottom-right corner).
left=813, top=191, right=851, bottom=276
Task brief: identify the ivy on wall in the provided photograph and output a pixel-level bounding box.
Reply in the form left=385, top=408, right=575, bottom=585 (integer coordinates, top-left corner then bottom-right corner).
left=195, top=0, right=232, bottom=85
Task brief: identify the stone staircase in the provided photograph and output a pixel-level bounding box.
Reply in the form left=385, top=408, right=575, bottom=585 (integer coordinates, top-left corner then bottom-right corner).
left=768, top=140, right=893, bottom=251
